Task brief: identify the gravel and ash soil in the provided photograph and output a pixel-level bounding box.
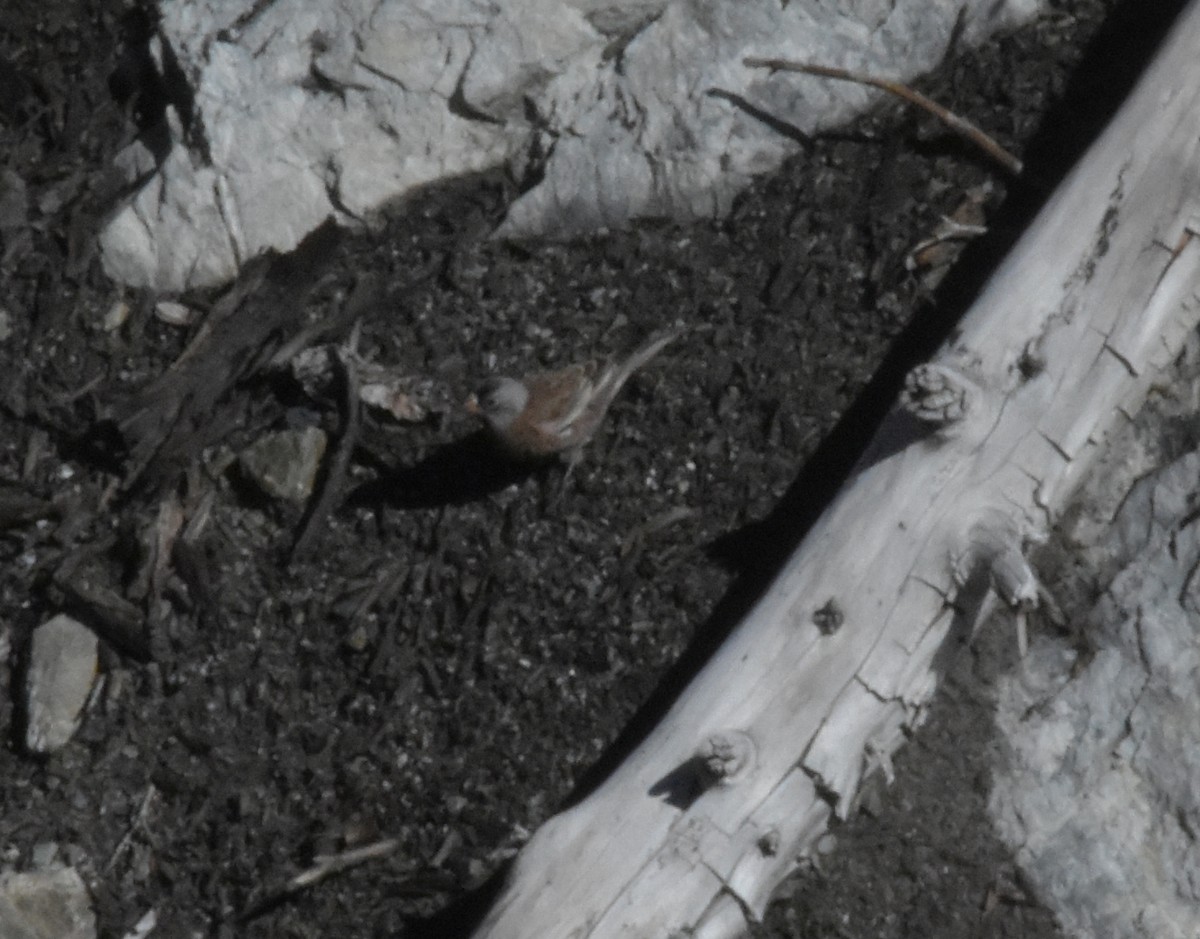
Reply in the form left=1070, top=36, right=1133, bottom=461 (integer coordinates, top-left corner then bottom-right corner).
left=0, top=1, right=1182, bottom=936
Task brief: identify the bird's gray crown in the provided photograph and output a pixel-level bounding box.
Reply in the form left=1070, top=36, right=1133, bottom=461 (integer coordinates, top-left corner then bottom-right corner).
left=474, top=376, right=528, bottom=429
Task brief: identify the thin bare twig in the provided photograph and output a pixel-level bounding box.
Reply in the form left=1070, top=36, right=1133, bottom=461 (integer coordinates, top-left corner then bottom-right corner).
left=743, top=57, right=1023, bottom=176
left=105, top=785, right=159, bottom=872
left=239, top=837, right=402, bottom=921
left=290, top=325, right=363, bottom=563
left=289, top=838, right=402, bottom=890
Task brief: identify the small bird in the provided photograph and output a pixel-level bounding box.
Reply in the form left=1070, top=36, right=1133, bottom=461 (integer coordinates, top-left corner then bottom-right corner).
left=465, top=328, right=680, bottom=466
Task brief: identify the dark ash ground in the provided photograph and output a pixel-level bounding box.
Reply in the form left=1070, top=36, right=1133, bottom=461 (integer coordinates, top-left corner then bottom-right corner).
left=0, top=1, right=1183, bottom=937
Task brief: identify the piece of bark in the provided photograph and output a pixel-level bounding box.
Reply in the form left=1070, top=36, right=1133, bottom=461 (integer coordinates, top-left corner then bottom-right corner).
left=472, top=2, right=1200, bottom=936
left=289, top=348, right=358, bottom=562
left=107, top=222, right=339, bottom=488
left=53, top=551, right=150, bottom=662
left=0, top=482, right=54, bottom=530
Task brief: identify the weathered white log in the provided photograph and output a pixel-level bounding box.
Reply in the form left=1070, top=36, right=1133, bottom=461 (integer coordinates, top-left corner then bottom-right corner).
left=99, top=0, right=1044, bottom=291
left=473, top=2, right=1200, bottom=936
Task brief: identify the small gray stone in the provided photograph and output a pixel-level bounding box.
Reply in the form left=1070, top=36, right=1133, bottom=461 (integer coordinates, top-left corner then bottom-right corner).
left=0, top=168, right=28, bottom=230
left=0, top=865, right=95, bottom=939
left=153, top=299, right=198, bottom=326
left=238, top=427, right=328, bottom=503
left=25, top=615, right=98, bottom=755
left=28, top=844, right=58, bottom=869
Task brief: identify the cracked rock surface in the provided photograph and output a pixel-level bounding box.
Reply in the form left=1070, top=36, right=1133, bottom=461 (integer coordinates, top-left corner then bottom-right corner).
left=990, top=338, right=1200, bottom=939
left=99, top=0, right=1048, bottom=291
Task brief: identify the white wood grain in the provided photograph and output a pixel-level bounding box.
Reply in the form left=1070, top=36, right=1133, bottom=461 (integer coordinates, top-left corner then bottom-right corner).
left=473, top=3, right=1200, bottom=935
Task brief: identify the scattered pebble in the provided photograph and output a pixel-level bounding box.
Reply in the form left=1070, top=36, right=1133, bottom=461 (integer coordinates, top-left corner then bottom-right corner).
left=288, top=346, right=335, bottom=398
left=29, top=843, right=59, bottom=869
left=121, top=908, right=157, bottom=939
left=102, top=299, right=130, bottom=332
left=291, top=346, right=451, bottom=421
left=153, top=300, right=198, bottom=326
left=343, top=624, right=370, bottom=652
left=0, top=864, right=96, bottom=939
left=24, top=614, right=98, bottom=755
left=359, top=377, right=446, bottom=422
left=238, top=427, right=328, bottom=503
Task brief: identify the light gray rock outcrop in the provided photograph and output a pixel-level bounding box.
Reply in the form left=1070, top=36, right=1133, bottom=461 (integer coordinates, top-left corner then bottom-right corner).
left=99, top=0, right=1043, bottom=291
left=990, top=373, right=1200, bottom=939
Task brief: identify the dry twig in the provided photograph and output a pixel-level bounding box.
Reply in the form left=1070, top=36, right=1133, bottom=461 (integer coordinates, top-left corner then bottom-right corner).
left=240, top=837, right=401, bottom=920
left=289, top=838, right=401, bottom=890
left=744, top=57, right=1023, bottom=176
left=290, top=326, right=363, bottom=563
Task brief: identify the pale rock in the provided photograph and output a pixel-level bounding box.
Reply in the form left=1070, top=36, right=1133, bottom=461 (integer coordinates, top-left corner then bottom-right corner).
left=122, top=909, right=158, bottom=939
left=102, top=299, right=131, bottom=332
left=99, top=0, right=1045, bottom=291
left=153, top=299, right=198, bottom=326
left=0, top=866, right=95, bottom=939
left=24, top=615, right=98, bottom=755
left=990, top=450, right=1200, bottom=939
left=238, top=426, right=328, bottom=502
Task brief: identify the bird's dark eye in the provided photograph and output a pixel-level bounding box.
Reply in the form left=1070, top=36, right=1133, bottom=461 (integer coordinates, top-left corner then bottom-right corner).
left=475, top=378, right=506, bottom=411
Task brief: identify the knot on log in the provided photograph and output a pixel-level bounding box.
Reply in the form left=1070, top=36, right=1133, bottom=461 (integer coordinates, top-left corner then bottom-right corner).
left=697, top=730, right=757, bottom=787
left=812, top=597, right=844, bottom=635
left=901, top=362, right=978, bottom=432
left=757, top=829, right=781, bottom=856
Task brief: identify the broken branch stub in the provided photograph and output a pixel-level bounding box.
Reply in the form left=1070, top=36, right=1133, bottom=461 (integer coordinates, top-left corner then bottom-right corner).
left=470, top=2, right=1200, bottom=937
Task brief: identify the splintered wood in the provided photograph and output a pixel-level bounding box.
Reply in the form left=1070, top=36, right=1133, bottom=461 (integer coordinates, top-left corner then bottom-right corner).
left=472, top=3, right=1200, bottom=936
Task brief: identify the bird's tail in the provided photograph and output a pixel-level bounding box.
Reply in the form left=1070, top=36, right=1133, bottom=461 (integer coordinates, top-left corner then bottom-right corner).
left=605, top=326, right=683, bottom=395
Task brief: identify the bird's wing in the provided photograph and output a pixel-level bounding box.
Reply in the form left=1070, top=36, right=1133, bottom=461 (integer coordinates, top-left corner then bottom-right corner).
left=526, top=363, right=602, bottom=438
left=586, top=328, right=682, bottom=416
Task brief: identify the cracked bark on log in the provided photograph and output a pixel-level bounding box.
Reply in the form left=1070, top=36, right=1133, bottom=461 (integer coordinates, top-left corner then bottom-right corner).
left=472, top=2, right=1200, bottom=936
